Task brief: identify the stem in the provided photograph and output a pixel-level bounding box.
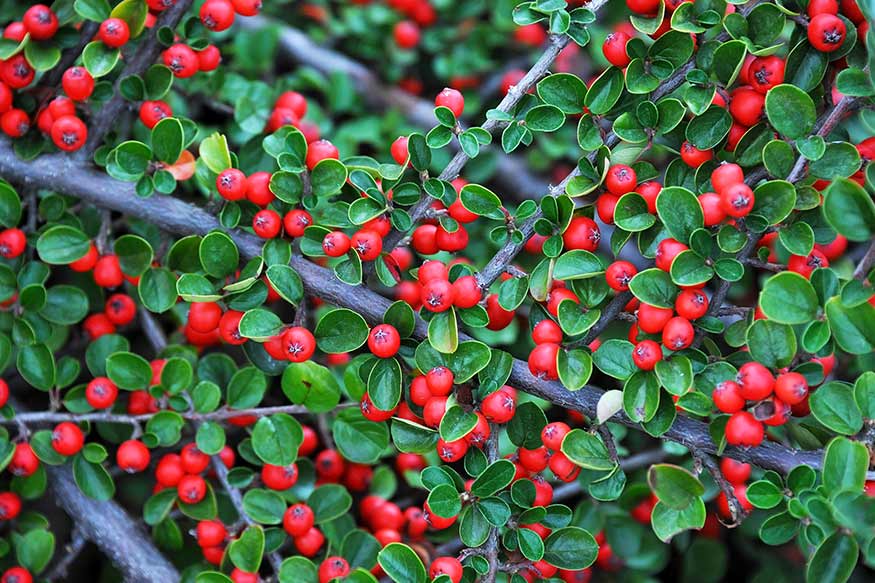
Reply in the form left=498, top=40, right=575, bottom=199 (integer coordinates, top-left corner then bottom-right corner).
left=853, top=239, right=875, bottom=280
left=693, top=449, right=747, bottom=526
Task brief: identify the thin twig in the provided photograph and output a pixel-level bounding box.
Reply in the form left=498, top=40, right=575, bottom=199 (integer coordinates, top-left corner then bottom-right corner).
left=853, top=239, right=875, bottom=280
left=692, top=449, right=747, bottom=527
left=44, top=528, right=88, bottom=582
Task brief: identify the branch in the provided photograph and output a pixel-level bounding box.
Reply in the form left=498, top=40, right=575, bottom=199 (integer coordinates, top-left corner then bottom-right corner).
left=44, top=527, right=88, bottom=582
left=80, top=0, right=195, bottom=157
left=0, top=139, right=834, bottom=478
left=692, top=449, right=747, bottom=526
left=853, top=239, right=875, bottom=281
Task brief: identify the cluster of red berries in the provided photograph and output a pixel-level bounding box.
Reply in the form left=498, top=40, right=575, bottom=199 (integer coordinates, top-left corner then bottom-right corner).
left=264, top=90, right=320, bottom=142
left=716, top=458, right=754, bottom=518
left=161, top=41, right=222, bottom=79
left=199, top=0, right=262, bottom=33
left=389, top=0, right=437, bottom=49
left=82, top=292, right=137, bottom=340
left=716, top=362, right=812, bottom=447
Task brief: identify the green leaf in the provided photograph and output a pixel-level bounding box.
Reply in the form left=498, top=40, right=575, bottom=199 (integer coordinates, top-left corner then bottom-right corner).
left=281, top=361, right=341, bottom=413
left=228, top=525, right=264, bottom=573
left=438, top=405, right=478, bottom=442
left=557, top=349, right=592, bottom=391
left=686, top=106, right=731, bottom=150
left=525, top=104, right=565, bottom=132
left=825, top=297, right=875, bottom=355
left=72, top=454, right=115, bottom=501
left=14, top=528, right=54, bottom=574
left=629, top=268, right=677, bottom=308
left=553, top=250, right=603, bottom=280
left=36, top=226, right=90, bottom=264
left=199, top=231, right=239, bottom=278
left=752, top=180, right=796, bottom=225
left=238, top=309, right=282, bottom=342
left=746, top=480, right=783, bottom=509
left=537, top=73, right=587, bottom=114
left=196, top=422, right=226, bottom=456
left=747, top=320, right=796, bottom=369
left=106, top=352, right=151, bottom=390
left=810, top=382, right=863, bottom=436
left=151, top=117, right=184, bottom=163
left=584, top=67, right=624, bottom=114
left=823, top=178, right=875, bottom=242
left=265, top=264, right=303, bottom=305
left=251, top=414, right=302, bottom=466
left=648, top=464, right=704, bottom=509
left=651, top=498, right=706, bottom=543
left=765, top=84, right=815, bottom=139
left=561, top=429, right=615, bottom=471
left=656, top=187, right=703, bottom=243
left=315, top=308, right=369, bottom=353
left=426, top=483, right=461, bottom=518
left=199, top=133, right=232, bottom=174
left=242, top=489, right=286, bottom=525
left=822, top=437, right=868, bottom=493
left=311, top=159, right=347, bottom=197
left=74, top=0, right=111, bottom=21
left=138, top=267, right=177, bottom=313
left=806, top=532, right=858, bottom=583
left=377, top=543, right=427, bottom=583
left=592, top=339, right=637, bottom=380
left=460, top=184, right=503, bottom=218
left=428, top=309, right=458, bottom=354
left=114, top=234, right=154, bottom=275
left=82, top=41, right=119, bottom=77
left=333, top=408, right=389, bottom=464
left=759, top=272, right=819, bottom=324
left=390, top=419, right=438, bottom=454
left=471, top=459, right=516, bottom=497
left=368, top=357, right=402, bottom=411
left=308, top=484, right=354, bottom=524
left=543, top=527, right=598, bottom=570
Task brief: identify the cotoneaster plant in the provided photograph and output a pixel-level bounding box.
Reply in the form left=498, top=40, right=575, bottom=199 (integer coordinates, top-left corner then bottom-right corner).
left=0, top=1, right=870, bottom=583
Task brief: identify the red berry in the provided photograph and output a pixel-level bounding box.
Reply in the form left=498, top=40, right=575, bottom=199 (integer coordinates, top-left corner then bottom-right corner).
left=424, top=500, right=457, bottom=529
left=117, top=440, right=150, bottom=473
left=261, top=463, right=298, bottom=490
left=216, top=168, right=247, bottom=200
left=105, top=293, right=136, bottom=325
left=421, top=279, right=455, bottom=312
left=632, top=340, right=662, bottom=371
left=283, top=209, right=312, bottom=238
left=0, top=492, right=21, bottom=521
left=748, top=56, right=785, bottom=94
left=315, top=449, right=345, bottom=481
left=0, top=567, right=31, bottom=583
left=563, top=216, right=601, bottom=251
left=675, top=289, right=709, bottom=320
left=435, top=224, right=469, bottom=252
left=189, top=302, right=223, bottom=333
left=435, top=87, right=464, bottom=117
left=808, top=13, right=846, bottom=52
left=361, top=392, right=394, bottom=422
left=156, top=454, right=185, bottom=487
left=177, top=474, right=207, bottom=504
left=253, top=209, right=282, bottom=238
left=86, top=377, right=118, bottom=409
left=626, top=0, right=661, bottom=15
left=737, top=361, right=775, bottom=401
left=0, top=55, right=34, bottom=89
left=98, top=18, right=130, bottom=48
left=139, top=100, right=172, bottom=129
left=541, top=421, right=571, bottom=451
left=62, top=67, right=95, bottom=101
left=412, top=224, right=439, bottom=255
left=51, top=116, right=87, bottom=152
left=51, top=422, right=84, bottom=456
left=391, top=135, right=409, bottom=165
left=322, top=231, right=351, bottom=257
left=394, top=20, right=420, bottom=48
left=426, top=366, right=454, bottom=396
left=23, top=4, right=58, bottom=41
left=662, top=316, right=694, bottom=351
left=680, top=141, right=713, bottom=168
left=196, top=520, right=227, bottom=548
left=529, top=343, right=560, bottom=380
left=83, top=313, right=115, bottom=339
left=163, top=44, right=200, bottom=78
left=437, top=437, right=468, bottom=462
left=218, top=309, right=247, bottom=345
left=181, top=442, right=211, bottom=474
left=368, top=324, right=401, bottom=358
left=9, top=443, right=38, bottom=477
left=0, top=228, right=25, bottom=259
left=282, top=326, right=316, bottom=362
left=419, top=260, right=448, bottom=284
left=729, top=88, right=764, bottom=126
left=774, top=372, right=808, bottom=405
left=481, top=387, right=516, bottom=423
left=788, top=250, right=829, bottom=278
left=200, top=0, right=236, bottom=32
left=532, top=319, right=563, bottom=344
left=725, top=411, right=764, bottom=447
left=94, top=255, right=124, bottom=288
left=711, top=163, right=745, bottom=194
left=605, top=164, right=637, bottom=195
left=605, top=260, right=637, bottom=292
left=655, top=237, right=689, bottom=271
left=351, top=230, right=383, bottom=261
left=699, top=192, right=726, bottom=226
left=196, top=45, right=222, bottom=71
left=276, top=91, right=307, bottom=117
left=486, top=293, right=514, bottom=330
left=603, top=32, right=631, bottom=67
left=306, top=139, right=339, bottom=170
left=284, top=503, right=315, bottom=537
left=1, top=109, right=29, bottom=138
left=294, top=527, right=325, bottom=557
left=721, top=458, right=751, bottom=485
left=519, top=446, right=550, bottom=472
left=430, top=557, right=463, bottom=583
left=451, top=275, right=481, bottom=308
left=721, top=183, right=755, bottom=218
left=637, top=303, right=673, bottom=334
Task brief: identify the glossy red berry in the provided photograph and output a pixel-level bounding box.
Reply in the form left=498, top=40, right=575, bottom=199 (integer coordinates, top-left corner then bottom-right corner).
left=282, top=326, right=316, bottom=362
left=163, top=44, right=200, bottom=78
left=721, top=183, right=755, bottom=218
left=1, top=109, right=30, bottom=138
left=737, top=361, right=775, bottom=401
left=200, top=0, right=236, bottom=32
left=351, top=230, right=382, bottom=261
left=253, top=209, right=282, bottom=238
left=748, top=56, right=785, bottom=94
left=322, top=231, right=351, bottom=257
left=117, top=440, right=150, bottom=473
left=481, top=387, right=516, bottom=423
left=196, top=45, right=222, bottom=71
left=284, top=503, right=315, bottom=537
left=294, top=527, right=325, bottom=557
left=774, top=372, right=809, bottom=405
left=155, top=454, right=185, bottom=487
left=435, top=87, right=464, bottom=117
left=394, top=20, right=420, bottom=48
left=216, top=168, right=247, bottom=200
left=451, top=275, right=481, bottom=308
left=86, top=377, right=118, bottom=409
left=283, top=209, right=312, bottom=238
left=361, top=392, right=394, bottom=422
left=62, top=67, right=95, bottom=101
left=602, top=32, right=631, bottom=67
left=139, top=100, right=172, bottom=129
left=23, top=4, right=58, bottom=40
left=315, top=449, right=345, bottom=481
left=318, top=557, right=350, bottom=583
left=541, top=421, right=571, bottom=451
left=729, top=88, right=765, bottom=126
left=306, top=139, right=339, bottom=170
left=675, top=289, right=709, bottom=320
left=0, top=55, right=34, bottom=89
left=711, top=163, right=745, bottom=194
left=626, top=0, right=661, bottom=15
left=725, top=411, right=764, bottom=447
left=788, top=250, right=829, bottom=278
left=180, top=443, right=210, bottom=474
left=662, top=316, right=694, bottom=351
left=196, top=520, right=228, bottom=548
left=807, top=0, right=839, bottom=15
left=637, top=303, right=673, bottom=334
left=9, top=443, right=38, bottom=477
left=262, top=463, right=299, bottom=490
left=563, top=216, right=601, bottom=251
left=51, top=116, right=87, bottom=152
left=605, top=260, right=637, bottom=292
left=391, top=135, right=409, bottom=165
left=105, top=293, right=136, bottom=325
left=0, top=492, right=21, bottom=521
left=0, top=567, right=31, bottom=583
left=699, top=192, right=726, bottom=226
left=721, top=458, right=751, bottom=484
left=425, top=366, right=454, bottom=396
left=605, top=164, right=637, bottom=195
left=680, top=141, right=713, bottom=168
left=51, top=422, right=84, bottom=456
left=655, top=237, right=689, bottom=271
left=808, top=13, right=846, bottom=52
left=218, top=309, right=247, bottom=345
left=529, top=343, right=560, bottom=380
left=421, top=279, right=455, bottom=312
left=177, top=474, right=207, bottom=504
left=98, top=18, right=131, bottom=48
left=532, top=319, right=563, bottom=344
left=632, top=340, right=662, bottom=371
left=0, top=228, right=25, bottom=259
left=368, top=324, right=401, bottom=358
left=430, top=557, right=463, bottom=583
left=437, top=437, right=468, bottom=462
left=189, top=302, right=222, bottom=333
